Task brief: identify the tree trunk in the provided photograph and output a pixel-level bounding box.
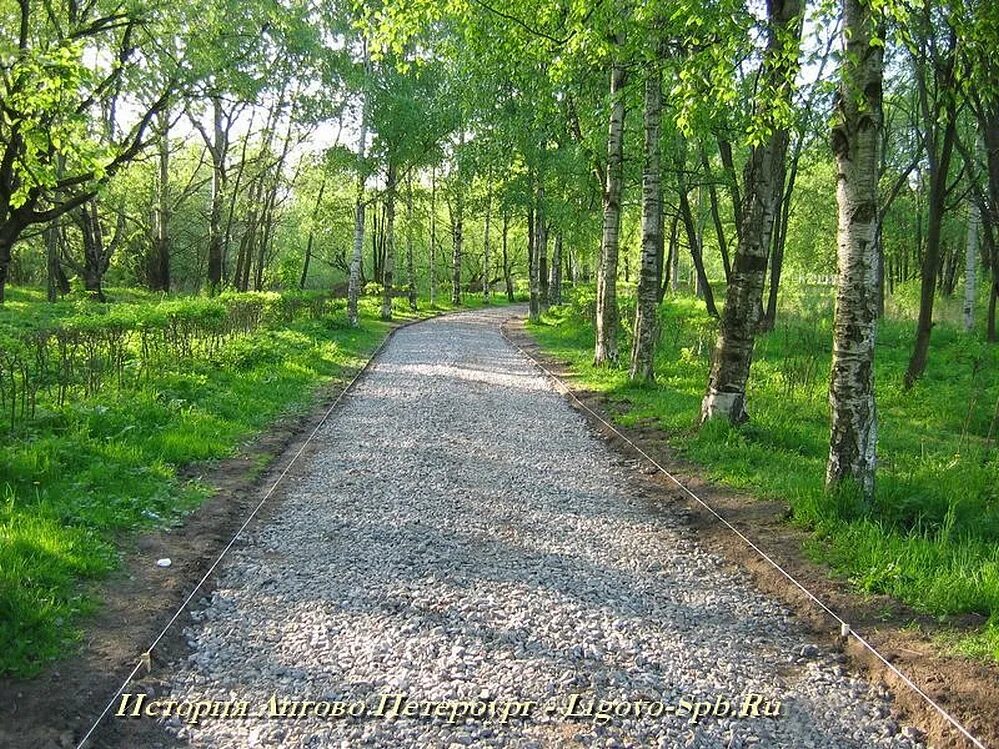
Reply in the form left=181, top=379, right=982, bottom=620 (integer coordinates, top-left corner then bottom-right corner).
left=528, top=203, right=540, bottom=323
left=78, top=200, right=113, bottom=302
left=718, top=138, right=743, bottom=237
left=207, top=97, right=226, bottom=295
left=347, top=47, right=371, bottom=328
left=502, top=212, right=514, bottom=302
left=406, top=171, right=417, bottom=310
left=978, top=106, right=999, bottom=342
left=380, top=160, right=397, bottom=321
left=594, top=55, right=627, bottom=366
left=826, top=0, right=884, bottom=502
left=550, top=232, right=563, bottom=305
left=537, top=185, right=549, bottom=311
left=660, top=214, right=679, bottom=302
left=46, top=155, right=67, bottom=302
left=678, top=182, right=720, bottom=317
left=483, top=179, right=492, bottom=302
left=300, top=177, right=327, bottom=290
left=430, top=165, right=437, bottom=306
left=46, top=219, right=61, bottom=301
left=629, top=70, right=663, bottom=383
left=989, top=280, right=998, bottom=342
left=702, top=0, right=802, bottom=424
left=761, top=142, right=802, bottom=331
left=702, top=146, right=732, bottom=283
left=963, top=200, right=979, bottom=332
left=904, top=38, right=958, bottom=388
left=0, top=229, right=15, bottom=304
left=150, top=113, right=171, bottom=293
left=451, top=132, right=464, bottom=306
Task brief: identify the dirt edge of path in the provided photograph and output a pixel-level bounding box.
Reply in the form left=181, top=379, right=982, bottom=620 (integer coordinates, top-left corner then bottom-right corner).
left=0, top=311, right=450, bottom=749
left=503, top=315, right=998, bottom=749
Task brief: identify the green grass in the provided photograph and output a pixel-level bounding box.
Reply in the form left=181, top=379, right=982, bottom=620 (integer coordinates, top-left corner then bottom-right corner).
left=0, top=290, right=515, bottom=677
left=529, top=286, right=999, bottom=661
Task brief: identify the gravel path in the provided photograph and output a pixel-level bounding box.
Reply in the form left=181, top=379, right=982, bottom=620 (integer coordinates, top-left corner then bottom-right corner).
left=147, top=307, right=923, bottom=749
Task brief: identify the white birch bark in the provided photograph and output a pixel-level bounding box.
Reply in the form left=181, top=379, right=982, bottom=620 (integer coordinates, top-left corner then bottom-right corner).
left=380, top=160, right=397, bottom=321
left=629, top=69, right=663, bottom=383
left=964, top=200, right=980, bottom=332
left=347, top=45, right=370, bottom=328
left=451, top=131, right=465, bottom=306
left=483, top=179, right=492, bottom=302
left=594, top=55, right=626, bottom=365
left=430, top=165, right=437, bottom=306
left=406, top=171, right=417, bottom=310
left=826, top=0, right=884, bottom=501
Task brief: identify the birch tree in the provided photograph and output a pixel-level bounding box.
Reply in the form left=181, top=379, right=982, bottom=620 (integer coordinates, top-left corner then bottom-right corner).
left=964, top=200, right=980, bottom=332
left=630, top=68, right=663, bottom=383
left=701, top=0, right=805, bottom=423
left=347, top=45, right=371, bottom=328
left=594, top=46, right=627, bottom=365
left=826, top=0, right=884, bottom=501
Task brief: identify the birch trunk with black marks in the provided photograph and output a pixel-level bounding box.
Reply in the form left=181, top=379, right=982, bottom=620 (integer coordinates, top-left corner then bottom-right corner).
left=826, top=0, right=883, bottom=501
left=502, top=211, right=514, bottom=302
left=536, top=185, right=548, bottom=311
left=430, top=165, right=437, bottom=306
left=347, top=48, right=370, bottom=328
left=406, top=172, right=417, bottom=310
left=701, top=0, right=803, bottom=424
left=630, top=70, right=663, bottom=384
left=380, top=160, right=397, bottom=321
left=594, top=54, right=626, bottom=366
left=550, top=232, right=563, bottom=305
left=964, top=200, right=979, bottom=332
left=483, top=180, right=492, bottom=302
left=528, top=202, right=540, bottom=323
left=451, top=132, right=465, bottom=306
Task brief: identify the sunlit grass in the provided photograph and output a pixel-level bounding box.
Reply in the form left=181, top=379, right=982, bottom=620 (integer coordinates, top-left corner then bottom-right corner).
left=530, top=287, right=999, bottom=660
left=0, top=291, right=515, bottom=677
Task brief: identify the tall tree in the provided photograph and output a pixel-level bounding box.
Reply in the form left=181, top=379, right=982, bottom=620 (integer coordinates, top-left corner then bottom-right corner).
left=964, top=199, right=980, bottom=332
left=594, top=41, right=627, bottom=365
left=904, top=6, right=960, bottom=387
left=149, top=111, right=172, bottom=293
left=380, top=160, right=398, bottom=320
left=347, top=45, right=371, bottom=328
left=451, top=130, right=465, bottom=306
left=630, top=67, right=664, bottom=383
left=0, top=0, right=181, bottom=302
left=702, top=0, right=805, bottom=423
left=826, top=0, right=884, bottom=501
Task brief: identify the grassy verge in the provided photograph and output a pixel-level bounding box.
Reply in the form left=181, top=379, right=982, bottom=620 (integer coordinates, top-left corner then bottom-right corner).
left=528, top=287, right=999, bottom=661
left=0, top=290, right=513, bottom=677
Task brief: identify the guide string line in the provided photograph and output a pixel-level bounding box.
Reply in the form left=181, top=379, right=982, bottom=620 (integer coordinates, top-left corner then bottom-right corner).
left=73, top=314, right=433, bottom=749
left=500, top=326, right=988, bottom=749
